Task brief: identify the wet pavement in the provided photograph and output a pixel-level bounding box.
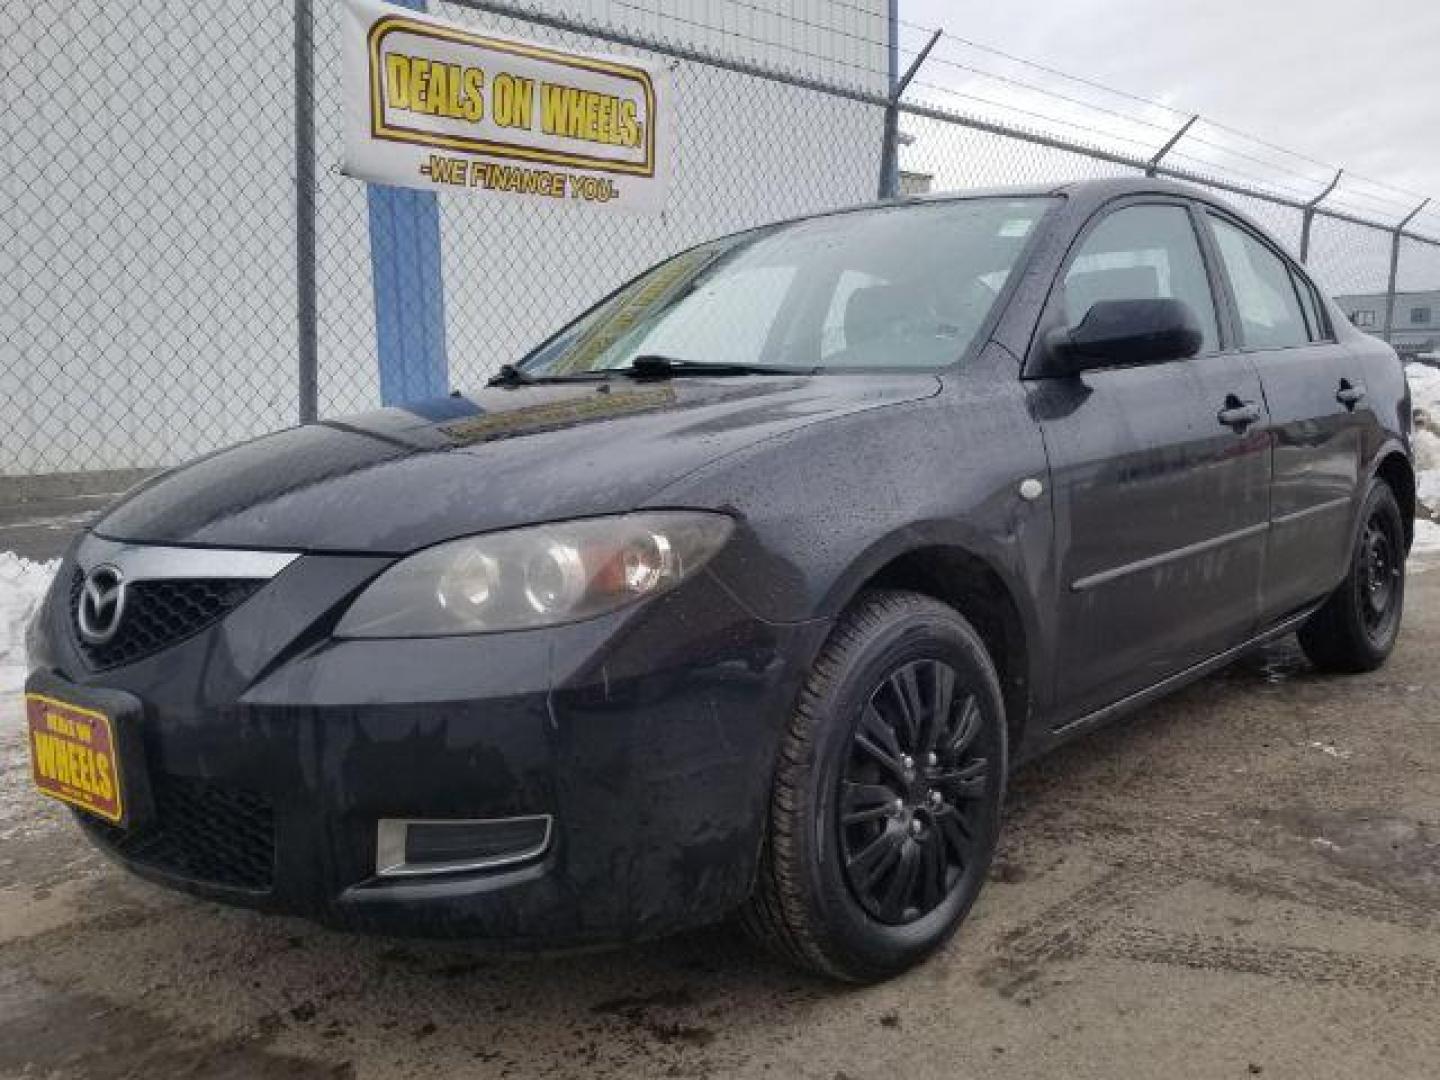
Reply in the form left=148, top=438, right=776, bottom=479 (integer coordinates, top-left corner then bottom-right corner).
left=2, top=519, right=1438, bottom=1078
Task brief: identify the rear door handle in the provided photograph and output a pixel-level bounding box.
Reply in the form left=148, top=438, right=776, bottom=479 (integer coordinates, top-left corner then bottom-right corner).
left=1217, top=395, right=1261, bottom=428
left=1336, top=379, right=1366, bottom=408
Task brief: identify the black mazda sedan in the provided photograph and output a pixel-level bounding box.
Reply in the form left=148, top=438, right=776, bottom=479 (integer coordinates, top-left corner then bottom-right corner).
left=27, top=178, right=1413, bottom=981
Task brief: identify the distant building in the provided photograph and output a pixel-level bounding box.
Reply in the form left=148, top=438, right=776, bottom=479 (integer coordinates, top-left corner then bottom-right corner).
left=898, top=170, right=934, bottom=196
left=1335, top=289, right=1440, bottom=357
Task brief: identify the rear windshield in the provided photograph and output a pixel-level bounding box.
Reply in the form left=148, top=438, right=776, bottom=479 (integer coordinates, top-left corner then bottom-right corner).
left=519, top=197, right=1057, bottom=375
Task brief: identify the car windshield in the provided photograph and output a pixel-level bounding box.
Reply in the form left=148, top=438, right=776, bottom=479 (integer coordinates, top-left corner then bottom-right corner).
left=518, top=197, right=1057, bottom=376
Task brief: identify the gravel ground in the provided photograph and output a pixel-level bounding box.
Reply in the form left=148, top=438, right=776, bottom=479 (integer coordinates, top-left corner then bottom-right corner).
left=2, top=545, right=1438, bottom=1078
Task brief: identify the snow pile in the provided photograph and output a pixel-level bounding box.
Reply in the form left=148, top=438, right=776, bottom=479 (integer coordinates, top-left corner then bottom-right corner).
left=1407, top=363, right=1440, bottom=533
left=0, top=554, right=58, bottom=697
left=1407, top=362, right=1440, bottom=421
left=1414, top=519, right=1440, bottom=556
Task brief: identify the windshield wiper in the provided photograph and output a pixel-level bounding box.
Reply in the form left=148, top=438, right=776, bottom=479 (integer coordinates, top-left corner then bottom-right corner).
left=486, top=363, right=606, bottom=387
left=620, top=354, right=811, bottom=378
left=486, top=363, right=535, bottom=387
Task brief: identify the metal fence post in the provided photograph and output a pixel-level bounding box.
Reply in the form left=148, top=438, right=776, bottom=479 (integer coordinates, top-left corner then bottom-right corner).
left=1145, top=115, right=1197, bottom=178
left=293, top=0, right=319, bottom=424
left=877, top=27, right=941, bottom=199
left=1384, top=198, right=1430, bottom=344
left=877, top=0, right=899, bottom=199
left=1299, top=169, right=1342, bottom=265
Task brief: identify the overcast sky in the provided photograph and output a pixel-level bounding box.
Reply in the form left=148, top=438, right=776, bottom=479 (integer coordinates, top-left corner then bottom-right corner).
left=901, top=0, right=1440, bottom=223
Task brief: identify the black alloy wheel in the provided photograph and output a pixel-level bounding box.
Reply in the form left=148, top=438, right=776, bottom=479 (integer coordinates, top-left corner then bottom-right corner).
left=838, top=658, right=991, bottom=925
left=1357, top=508, right=1403, bottom=646
left=1299, top=477, right=1407, bottom=673
left=742, top=590, right=1006, bottom=982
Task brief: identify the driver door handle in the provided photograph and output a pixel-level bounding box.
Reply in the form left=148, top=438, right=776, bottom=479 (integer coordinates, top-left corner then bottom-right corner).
left=1217, top=395, right=1261, bottom=429
left=1336, top=379, right=1366, bottom=409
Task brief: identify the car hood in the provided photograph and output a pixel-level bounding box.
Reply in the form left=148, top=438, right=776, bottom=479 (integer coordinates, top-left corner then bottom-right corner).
left=94, top=375, right=939, bottom=553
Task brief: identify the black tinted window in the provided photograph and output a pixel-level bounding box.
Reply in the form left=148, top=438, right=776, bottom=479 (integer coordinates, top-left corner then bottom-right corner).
left=1063, top=204, right=1219, bottom=355
left=1209, top=216, right=1309, bottom=349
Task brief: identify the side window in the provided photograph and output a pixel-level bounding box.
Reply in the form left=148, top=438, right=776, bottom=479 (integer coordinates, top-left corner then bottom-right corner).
left=1063, top=204, right=1219, bottom=355
left=1290, top=267, right=1329, bottom=342
left=1208, top=216, right=1309, bottom=349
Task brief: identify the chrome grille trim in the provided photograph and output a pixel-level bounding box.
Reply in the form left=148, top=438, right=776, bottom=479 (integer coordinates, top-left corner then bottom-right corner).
left=77, top=535, right=299, bottom=582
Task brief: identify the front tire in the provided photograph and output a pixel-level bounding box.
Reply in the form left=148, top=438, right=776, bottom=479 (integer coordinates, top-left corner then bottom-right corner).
left=742, top=590, right=1006, bottom=982
left=1298, top=477, right=1407, bottom=673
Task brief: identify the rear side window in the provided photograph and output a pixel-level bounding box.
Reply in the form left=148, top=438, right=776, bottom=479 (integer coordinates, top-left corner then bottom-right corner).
left=1208, top=216, right=1309, bottom=349
left=1063, top=204, right=1219, bottom=355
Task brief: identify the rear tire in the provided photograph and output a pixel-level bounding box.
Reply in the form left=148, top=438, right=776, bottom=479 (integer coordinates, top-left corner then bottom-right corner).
left=741, top=590, right=1006, bottom=982
left=1298, top=477, right=1406, bottom=673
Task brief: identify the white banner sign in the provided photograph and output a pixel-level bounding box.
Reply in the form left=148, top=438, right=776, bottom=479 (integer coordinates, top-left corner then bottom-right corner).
left=342, top=0, right=672, bottom=212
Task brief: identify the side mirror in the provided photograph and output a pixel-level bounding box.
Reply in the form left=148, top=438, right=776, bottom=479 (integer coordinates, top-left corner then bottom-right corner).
left=1043, top=298, right=1203, bottom=376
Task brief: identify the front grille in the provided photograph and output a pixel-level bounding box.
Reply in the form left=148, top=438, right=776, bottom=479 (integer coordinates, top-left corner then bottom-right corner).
left=81, top=774, right=276, bottom=891
left=69, top=570, right=264, bottom=669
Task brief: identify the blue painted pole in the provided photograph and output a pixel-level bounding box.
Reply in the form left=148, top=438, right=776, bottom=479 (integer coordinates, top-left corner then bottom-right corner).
left=367, top=0, right=448, bottom=405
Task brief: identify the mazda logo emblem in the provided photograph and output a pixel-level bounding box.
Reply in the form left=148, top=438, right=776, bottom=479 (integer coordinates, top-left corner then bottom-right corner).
left=77, top=564, right=127, bottom=645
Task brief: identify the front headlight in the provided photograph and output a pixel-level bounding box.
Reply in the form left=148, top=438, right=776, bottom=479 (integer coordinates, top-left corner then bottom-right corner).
left=335, top=512, right=734, bottom=637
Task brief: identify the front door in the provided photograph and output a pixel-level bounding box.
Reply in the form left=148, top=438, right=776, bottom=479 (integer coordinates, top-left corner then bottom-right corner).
left=1031, top=200, right=1273, bottom=723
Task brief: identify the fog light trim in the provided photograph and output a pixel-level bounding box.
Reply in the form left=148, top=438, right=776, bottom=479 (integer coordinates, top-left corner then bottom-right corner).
left=375, top=815, right=553, bottom=878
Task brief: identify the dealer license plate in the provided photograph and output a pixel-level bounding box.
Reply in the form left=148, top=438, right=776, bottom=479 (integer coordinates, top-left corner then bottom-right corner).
left=27, top=692, right=126, bottom=825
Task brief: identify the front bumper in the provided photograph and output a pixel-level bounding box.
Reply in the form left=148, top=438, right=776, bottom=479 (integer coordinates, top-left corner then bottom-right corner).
left=29, top=538, right=826, bottom=946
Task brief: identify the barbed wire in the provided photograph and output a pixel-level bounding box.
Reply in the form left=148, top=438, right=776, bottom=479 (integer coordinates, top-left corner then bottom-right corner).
left=464, top=0, right=895, bottom=86
left=906, top=78, right=1165, bottom=156
left=905, top=53, right=1178, bottom=138
left=921, top=31, right=1189, bottom=123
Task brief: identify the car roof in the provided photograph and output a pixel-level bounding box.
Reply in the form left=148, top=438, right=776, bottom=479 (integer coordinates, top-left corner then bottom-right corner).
left=890, top=176, right=1219, bottom=210
left=766, top=176, right=1292, bottom=260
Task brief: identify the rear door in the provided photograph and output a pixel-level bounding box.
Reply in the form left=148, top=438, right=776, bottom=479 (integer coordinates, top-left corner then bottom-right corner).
left=1031, top=199, right=1272, bottom=723
left=1201, top=212, right=1360, bottom=622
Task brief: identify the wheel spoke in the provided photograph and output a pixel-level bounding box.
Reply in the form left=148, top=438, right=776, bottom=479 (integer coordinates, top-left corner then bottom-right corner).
left=878, top=839, right=922, bottom=921
left=849, top=821, right=906, bottom=889
left=887, top=663, right=926, bottom=750
left=934, top=758, right=988, bottom=800
left=855, top=706, right=908, bottom=783
left=945, top=694, right=982, bottom=757
left=923, top=661, right=956, bottom=753
left=938, top=806, right=971, bottom=866
left=840, top=781, right=898, bottom=825
left=919, top=830, right=947, bottom=910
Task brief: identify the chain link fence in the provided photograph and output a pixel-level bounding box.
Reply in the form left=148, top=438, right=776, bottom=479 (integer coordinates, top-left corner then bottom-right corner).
left=3, top=0, right=1438, bottom=481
